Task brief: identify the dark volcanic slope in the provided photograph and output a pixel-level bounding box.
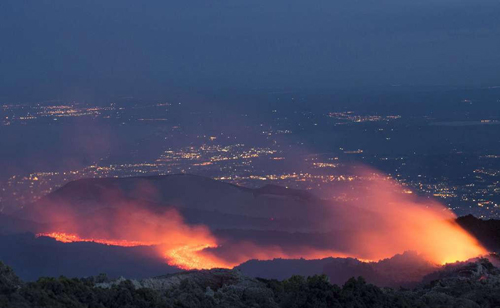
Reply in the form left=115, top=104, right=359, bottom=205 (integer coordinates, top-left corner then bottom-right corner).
left=457, top=215, right=500, bottom=252
left=237, top=251, right=439, bottom=288
left=18, top=174, right=352, bottom=233
left=0, top=233, right=178, bottom=281
left=0, top=213, right=41, bottom=234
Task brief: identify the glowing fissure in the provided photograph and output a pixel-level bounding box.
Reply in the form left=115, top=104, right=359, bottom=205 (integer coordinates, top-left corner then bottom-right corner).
left=36, top=232, right=221, bottom=270
left=164, top=244, right=226, bottom=270
left=36, top=232, right=160, bottom=247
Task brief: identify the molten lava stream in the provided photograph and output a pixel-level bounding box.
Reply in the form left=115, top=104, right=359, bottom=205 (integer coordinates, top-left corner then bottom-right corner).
left=36, top=232, right=160, bottom=247
left=162, top=244, right=231, bottom=270
left=36, top=232, right=226, bottom=270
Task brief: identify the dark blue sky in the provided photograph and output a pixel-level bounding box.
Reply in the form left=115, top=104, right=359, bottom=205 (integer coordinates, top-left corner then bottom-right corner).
left=1, top=0, right=500, bottom=101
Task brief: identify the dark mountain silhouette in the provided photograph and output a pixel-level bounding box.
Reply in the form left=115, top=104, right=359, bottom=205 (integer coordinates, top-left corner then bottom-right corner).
left=18, top=174, right=339, bottom=233
left=0, top=213, right=41, bottom=234
left=236, top=258, right=337, bottom=280
left=0, top=233, right=178, bottom=281
left=253, top=184, right=317, bottom=201
left=237, top=251, right=438, bottom=288
left=457, top=215, right=500, bottom=252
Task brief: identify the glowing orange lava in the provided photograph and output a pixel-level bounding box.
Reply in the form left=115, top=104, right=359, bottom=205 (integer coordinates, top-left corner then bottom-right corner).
left=32, top=168, right=488, bottom=270
left=33, top=203, right=229, bottom=270
left=36, top=232, right=223, bottom=270
left=327, top=168, right=488, bottom=265
left=36, top=232, right=159, bottom=247
left=163, top=244, right=226, bottom=270
left=36, top=232, right=363, bottom=270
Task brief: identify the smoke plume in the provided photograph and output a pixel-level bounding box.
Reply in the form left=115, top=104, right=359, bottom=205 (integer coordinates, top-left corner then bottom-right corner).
left=33, top=167, right=486, bottom=269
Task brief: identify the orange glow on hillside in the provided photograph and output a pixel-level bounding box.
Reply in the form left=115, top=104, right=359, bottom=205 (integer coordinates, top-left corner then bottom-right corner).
left=36, top=231, right=363, bottom=270
left=36, top=232, right=159, bottom=246
left=36, top=231, right=223, bottom=270
left=325, top=168, right=487, bottom=265
left=32, top=168, right=488, bottom=270
left=163, top=244, right=227, bottom=270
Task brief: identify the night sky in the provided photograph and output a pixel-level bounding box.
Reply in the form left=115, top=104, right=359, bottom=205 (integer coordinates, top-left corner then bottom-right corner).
left=1, top=0, right=500, bottom=101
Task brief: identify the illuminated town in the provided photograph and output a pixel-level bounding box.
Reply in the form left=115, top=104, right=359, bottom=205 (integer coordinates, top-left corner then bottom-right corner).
left=1, top=100, right=499, bottom=218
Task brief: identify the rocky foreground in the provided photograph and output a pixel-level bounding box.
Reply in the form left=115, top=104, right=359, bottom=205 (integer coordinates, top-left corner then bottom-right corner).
left=2, top=258, right=500, bottom=308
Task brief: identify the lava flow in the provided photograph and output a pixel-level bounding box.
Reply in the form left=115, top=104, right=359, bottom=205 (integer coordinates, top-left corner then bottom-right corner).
left=34, top=203, right=227, bottom=270
left=164, top=244, right=229, bottom=270
left=33, top=168, right=488, bottom=270
left=36, top=231, right=356, bottom=270
left=36, top=232, right=160, bottom=247
left=36, top=231, right=222, bottom=270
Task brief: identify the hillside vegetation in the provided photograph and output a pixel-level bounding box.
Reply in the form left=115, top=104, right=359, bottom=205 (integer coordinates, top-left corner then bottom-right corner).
left=2, top=258, right=500, bottom=308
